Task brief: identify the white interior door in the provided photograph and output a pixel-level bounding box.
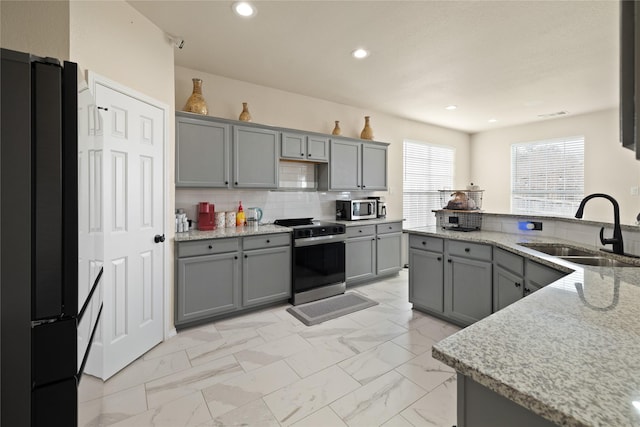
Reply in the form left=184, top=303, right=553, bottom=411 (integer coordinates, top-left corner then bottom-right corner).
left=93, top=77, right=165, bottom=379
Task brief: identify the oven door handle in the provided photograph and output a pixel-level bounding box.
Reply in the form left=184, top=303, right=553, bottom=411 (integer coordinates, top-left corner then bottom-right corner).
left=294, top=234, right=347, bottom=247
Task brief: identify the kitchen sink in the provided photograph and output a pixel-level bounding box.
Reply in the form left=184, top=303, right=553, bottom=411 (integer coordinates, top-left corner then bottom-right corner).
left=518, top=243, right=595, bottom=257
left=519, top=243, right=640, bottom=267
left=558, top=256, right=638, bottom=268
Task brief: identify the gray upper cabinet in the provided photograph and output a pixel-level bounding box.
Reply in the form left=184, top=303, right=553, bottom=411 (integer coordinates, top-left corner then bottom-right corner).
left=329, top=139, right=362, bottom=190
left=325, top=139, right=388, bottom=191
left=281, top=132, right=329, bottom=162
left=362, top=144, right=388, bottom=190
left=176, top=115, right=230, bottom=187
left=233, top=125, right=279, bottom=188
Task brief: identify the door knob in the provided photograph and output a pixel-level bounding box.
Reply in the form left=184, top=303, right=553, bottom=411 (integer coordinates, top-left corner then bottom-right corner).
left=154, top=234, right=165, bottom=243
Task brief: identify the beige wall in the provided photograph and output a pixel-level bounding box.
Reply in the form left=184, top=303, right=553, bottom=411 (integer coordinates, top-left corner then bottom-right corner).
left=175, top=65, right=471, bottom=220
left=1, top=0, right=70, bottom=60
left=471, top=108, right=640, bottom=224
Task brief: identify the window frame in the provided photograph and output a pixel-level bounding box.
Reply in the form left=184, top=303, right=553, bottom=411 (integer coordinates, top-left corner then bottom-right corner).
left=510, top=135, right=585, bottom=217
left=403, top=139, right=455, bottom=228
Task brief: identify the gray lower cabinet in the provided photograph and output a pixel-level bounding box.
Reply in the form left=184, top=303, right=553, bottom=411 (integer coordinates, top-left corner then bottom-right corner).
left=409, top=233, right=569, bottom=327
left=409, top=247, right=444, bottom=314
left=176, top=239, right=241, bottom=324
left=176, top=114, right=230, bottom=187
left=457, top=374, right=557, bottom=427
left=493, top=248, right=566, bottom=311
left=445, top=254, right=493, bottom=326
left=233, top=125, right=279, bottom=188
left=376, top=223, right=402, bottom=275
left=525, top=259, right=566, bottom=292
left=493, top=247, right=525, bottom=311
left=346, top=222, right=402, bottom=284
left=494, top=266, right=524, bottom=311
left=176, top=233, right=291, bottom=326
left=242, top=234, right=291, bottom=307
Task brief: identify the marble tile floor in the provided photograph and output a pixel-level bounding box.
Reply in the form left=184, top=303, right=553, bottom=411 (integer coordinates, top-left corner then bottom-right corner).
left=78, top=270, right=461, bottom=427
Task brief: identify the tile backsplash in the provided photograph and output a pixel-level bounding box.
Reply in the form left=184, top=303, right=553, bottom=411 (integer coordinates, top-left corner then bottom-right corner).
left=176, top=188, right=381, bottom=225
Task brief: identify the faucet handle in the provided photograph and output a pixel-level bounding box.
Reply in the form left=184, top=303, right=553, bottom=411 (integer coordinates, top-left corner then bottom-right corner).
left=599, top=227, right=618, bottom=245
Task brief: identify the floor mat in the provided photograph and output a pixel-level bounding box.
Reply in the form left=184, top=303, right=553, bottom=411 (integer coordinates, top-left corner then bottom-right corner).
left=287, top=292, right=378, bottom=326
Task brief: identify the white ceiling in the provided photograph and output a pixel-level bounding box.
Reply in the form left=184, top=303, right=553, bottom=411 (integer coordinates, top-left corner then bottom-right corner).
left=128, top=0, right=620, bottom=134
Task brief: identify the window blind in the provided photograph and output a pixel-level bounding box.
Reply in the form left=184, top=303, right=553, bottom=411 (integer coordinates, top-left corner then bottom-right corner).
left=511, top=136, right=584, bottom=217
left=403, top=141, right=454, bottom=228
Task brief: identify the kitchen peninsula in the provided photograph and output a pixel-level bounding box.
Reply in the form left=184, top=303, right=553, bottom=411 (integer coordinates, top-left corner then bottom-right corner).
left=406, top=227, right=640, bottom=426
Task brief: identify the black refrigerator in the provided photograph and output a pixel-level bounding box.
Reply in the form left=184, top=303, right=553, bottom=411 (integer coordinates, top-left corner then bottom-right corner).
left=1, top=48, right=83, bottom=426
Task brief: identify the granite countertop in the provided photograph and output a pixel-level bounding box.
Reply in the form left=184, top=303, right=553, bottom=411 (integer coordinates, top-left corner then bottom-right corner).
left=174, top=224, right=291, bottom=242
left=405, top=227, right=640, bottom=426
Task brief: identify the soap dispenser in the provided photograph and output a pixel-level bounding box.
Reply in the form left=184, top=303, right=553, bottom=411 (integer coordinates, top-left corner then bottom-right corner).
left=236, top=201, right=246, bottom=226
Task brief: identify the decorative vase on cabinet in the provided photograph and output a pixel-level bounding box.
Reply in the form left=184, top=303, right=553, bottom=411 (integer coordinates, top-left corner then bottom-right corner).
left=183, top=78, right=208, bottom=115
left=239, top=102, right=252, bottom=122
left=332, top=120, right=341, bottom=135
left=360, top=116, right=374, bottom=140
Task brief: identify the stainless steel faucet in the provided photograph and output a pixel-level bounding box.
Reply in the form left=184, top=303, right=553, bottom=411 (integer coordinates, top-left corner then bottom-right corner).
left=574, top=193, right=624, bottom=255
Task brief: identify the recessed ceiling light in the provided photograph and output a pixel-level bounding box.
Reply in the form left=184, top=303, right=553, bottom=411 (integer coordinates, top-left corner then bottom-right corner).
left=233, top=2, right=256, bottom=17
left=488, top=118, right=498, bottom=123
left=445, top=105, right=457, bottom=110
left=352, top=48, right=369, bottom=59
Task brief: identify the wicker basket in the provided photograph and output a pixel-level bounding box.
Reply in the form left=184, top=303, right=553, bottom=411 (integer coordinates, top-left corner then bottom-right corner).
left=438, top=190, right=484, bottom=210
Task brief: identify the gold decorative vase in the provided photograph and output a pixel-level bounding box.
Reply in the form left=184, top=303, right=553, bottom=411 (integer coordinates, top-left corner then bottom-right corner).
left=360, top=116, right=374, bottom=140
left=239, top=102, right=252, bottom=122
left=183, top=78, right=208, bottom=115
left=332, top=120, right=341, bottom=135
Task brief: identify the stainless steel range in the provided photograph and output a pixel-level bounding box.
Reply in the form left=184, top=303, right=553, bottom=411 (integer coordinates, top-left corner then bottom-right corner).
left=274, top=218, right=346, bottom=305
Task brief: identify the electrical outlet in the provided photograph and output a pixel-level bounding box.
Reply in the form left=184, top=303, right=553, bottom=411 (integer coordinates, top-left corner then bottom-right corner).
left=518, top=221, right=543, bottom=231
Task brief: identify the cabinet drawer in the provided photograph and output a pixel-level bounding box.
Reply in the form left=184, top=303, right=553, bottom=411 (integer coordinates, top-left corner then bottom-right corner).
left=409, top=235, right=444, bottom=253
left=243, top=233, right=290, bottom=250
left=376, top=222, right=402, bottom=234
left=178, top=238, right=240, bottom=257
left=494, top=247, right=524, bottom=276
left=346, top=225, right=376, bottom=238
left=448, top=240, right=492, bottom=261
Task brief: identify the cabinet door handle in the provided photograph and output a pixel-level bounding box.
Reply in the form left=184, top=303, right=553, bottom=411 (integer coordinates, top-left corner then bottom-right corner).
left=421, top=241, right=426, bottom=245
left=524, top=287, right=532, bottom=294
left=300, top=153, right=304, bottom=156
left=377, top=237, right=380, bottom=240
left=307, top=153, right=311, bottom=157
left=437, top=257, right=442, bottom=261
left=464, top=248, right=470, bottom=253
left=266, top=239, right=271, bottom=243
left=447, top=259, right=452, bottom=263
left=244, top=254, right=248, bottom=259
left=359, top=230, right=363, bottom=233
left=225, top=181, right=229, bottom=185
left=514, top=282, right=521, bottom=288
left=234, top=181, right=238, bottom=185
left=208, top=245, right=213, bottom=249
left=234, top=255, right=238, bottom=259
left=388, top=226, right=392, bottom=229
left=362, top=185, right=366, bottom=188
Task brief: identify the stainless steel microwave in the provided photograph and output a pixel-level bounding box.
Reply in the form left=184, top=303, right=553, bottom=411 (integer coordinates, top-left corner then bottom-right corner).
left=336, top=199, right=377, bottom=220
